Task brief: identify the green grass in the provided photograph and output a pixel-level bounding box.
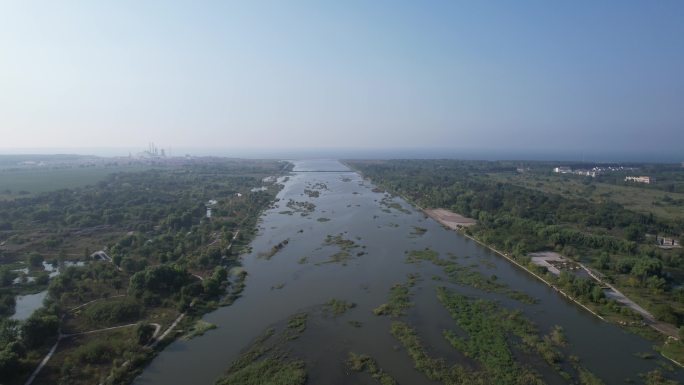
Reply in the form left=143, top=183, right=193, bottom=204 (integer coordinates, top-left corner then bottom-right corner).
left=181, top=319, right=217, bottom=340
left=215, top=357, right=306, bottom=385
left=323, top=299, right=356, bottom=316
left=488, top=173, right=684, bottom=221
left=390, top=321, right=481, bottom=384
left=316, top=234, right=363, bottom=265
left=435, top=287, right=607, bottom=384
left=411, top=226, right=428, bottom=236
left=660, top=339, right=684, bottom=367
left=0, top=165, right=151, bottom=199
left=346, top=352, right=397, bottom=385
left=437, top=287, right=541, bottom=384
left=286, top=313, right=307, bottom=338
left=259, top=239, right=289, bottom=260
left=373, top=274, right=418, bottom=317
left=407, top=249, right=537, bottom=304
left=215, top=312, right=309, bottom=385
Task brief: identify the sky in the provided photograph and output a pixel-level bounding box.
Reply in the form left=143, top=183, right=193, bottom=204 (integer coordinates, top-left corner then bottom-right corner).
left=1, top=1, right=683, bottom=159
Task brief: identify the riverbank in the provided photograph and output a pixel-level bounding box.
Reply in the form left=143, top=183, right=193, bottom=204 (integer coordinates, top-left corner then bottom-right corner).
left=348, top=164, right=683, bottom=367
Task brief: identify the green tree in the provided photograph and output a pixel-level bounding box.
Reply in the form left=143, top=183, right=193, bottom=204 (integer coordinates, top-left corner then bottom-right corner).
left=136, top=323, right=155, bottom=345
left=27, top=252, right=44, bottom=268
left=21, top=311, right=59, bottom=348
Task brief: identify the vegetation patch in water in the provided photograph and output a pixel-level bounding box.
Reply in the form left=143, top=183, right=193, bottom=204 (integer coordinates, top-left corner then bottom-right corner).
left=182, top=319, right=217, bottom=341
left=220, top=269, right=247, bottom=306
left=286, top=199, right=316, bottom=216
left=435, top=287, right=611, bottom=384
left=411, top=226, right=428, bottom=236
left=390, top=321, right=482, bottom=384
left=346, top=352, right=397, bottom=385
left=303, top=189, right=320, bottom=198
left=215, top=312, right=310, bottom=385
left=407, top=249, right=537, bottom=304
left=258, top=239, right=289, bottom=260
left=380, top=195, right=411, bottom=214
left=323, top=299, right=356, bottom=316
left=286, top=313, right=308, bottom=338
left=348, top=320, right=363, bottom=328
left=317, top=234, right=363, bottom=265
left=373, top=274, right=418, bottom=317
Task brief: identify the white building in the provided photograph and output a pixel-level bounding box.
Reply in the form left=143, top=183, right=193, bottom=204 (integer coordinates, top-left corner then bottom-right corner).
left=625, top=176, right=652, bottom=184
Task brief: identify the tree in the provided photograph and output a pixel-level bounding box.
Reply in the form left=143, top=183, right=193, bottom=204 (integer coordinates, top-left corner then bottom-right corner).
left=625, top=225, right=643, bottom=242
left=0, top=268, right=16, bottom=286
left=27, top=252, right=44, bottom=268
left=652, top=304, right=679, bottom=325
left=590, top=286, right=604, bottom=303
left=631, top=258, right=662, bottom=281
left=21, top=311, right=59, bottom=348
left=136, top=323, right=155, bottom=345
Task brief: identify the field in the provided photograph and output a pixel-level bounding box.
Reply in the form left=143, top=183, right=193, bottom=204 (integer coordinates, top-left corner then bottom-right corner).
left=0, top=165, right=152, bottom=200
left=488, top=173, right=684, bottom=221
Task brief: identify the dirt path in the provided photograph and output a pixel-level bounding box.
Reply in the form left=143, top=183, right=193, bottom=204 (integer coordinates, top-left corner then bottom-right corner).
left=152, top=313, right=185, bottom=347
left=24, top=339, right=60, bottom=385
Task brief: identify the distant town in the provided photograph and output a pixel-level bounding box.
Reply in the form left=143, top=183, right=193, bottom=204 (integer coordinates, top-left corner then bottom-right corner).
left=551, top=165, right=658, bottom=184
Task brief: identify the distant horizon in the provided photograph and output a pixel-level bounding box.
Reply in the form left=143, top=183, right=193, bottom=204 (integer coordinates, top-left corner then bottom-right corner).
left=0, top=146, right=681, bottom=164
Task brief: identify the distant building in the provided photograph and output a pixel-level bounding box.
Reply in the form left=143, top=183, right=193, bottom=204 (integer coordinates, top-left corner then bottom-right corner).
left=553, top=167, right=572, bottom=174
left=625, top=176, right=653, bottom=184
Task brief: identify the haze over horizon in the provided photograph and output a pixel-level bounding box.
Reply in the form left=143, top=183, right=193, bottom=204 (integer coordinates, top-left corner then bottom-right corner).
left=1, top=1, right=683, bottom=159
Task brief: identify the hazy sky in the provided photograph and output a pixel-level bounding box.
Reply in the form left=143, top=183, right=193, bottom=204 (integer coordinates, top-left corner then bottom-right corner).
left=1, top=1, right=682, bottom=156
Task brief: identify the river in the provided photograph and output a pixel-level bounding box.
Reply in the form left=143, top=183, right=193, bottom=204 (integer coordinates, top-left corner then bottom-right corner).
left=134, top=159, right=682, bottom=385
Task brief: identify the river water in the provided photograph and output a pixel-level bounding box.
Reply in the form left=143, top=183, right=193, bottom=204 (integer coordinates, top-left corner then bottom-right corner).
left=134, top=159, right=682, bottom=385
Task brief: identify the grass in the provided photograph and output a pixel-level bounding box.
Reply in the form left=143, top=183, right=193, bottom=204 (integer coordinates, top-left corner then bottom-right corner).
left=660, top=338, right=684, bottom=367
left=303, top=189, right=320, bottom=198
left=323, top=299, right=356, bottom=316
left=373, top=274, right=418, bottom=317
left=286, top=200, right=316, bottom=216
left=435, top=286, right=607, bottom=384
left=488, top=172, right=684, bottom=221
left=346, top=352, right=397, bottom=385
left=411, top=226, right=428, bottom=236
left=407, top=249, right=537, bottom=304
left=286, top=313, right=307, bottom=338
left=182, top=319, right=217, bottom=340
left=390, top=321, right=481, bottom=384
left=215, top=313, right=309, bottom=385
left=0, top=165, right=152, bottom=200
left=33, top=326, right=150, bottom=385
left=348, top=320, right=363, bottom=328
left=317, top=234, right=363, bottom=265
left=220, top=269, right=247, bottom=306
left=215, top=358, right=306, bottom=385
left=259, top=239, right=289, bottom=260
